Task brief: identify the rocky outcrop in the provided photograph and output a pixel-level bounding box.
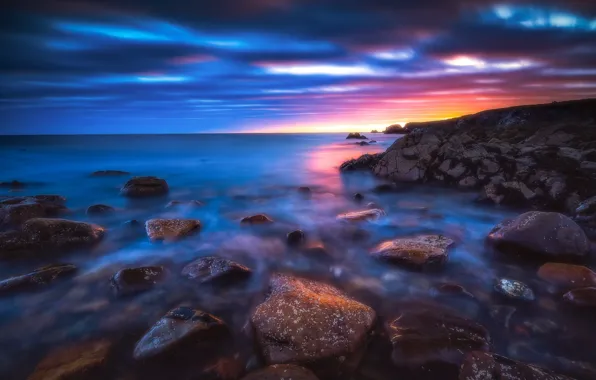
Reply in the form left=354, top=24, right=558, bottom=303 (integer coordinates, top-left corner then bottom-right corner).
left=251, top=274, right=375, bottom=378
left=120, top=176, right=169, bottom=197
left=111, top=266, right=168, bottom=296
left=487, top=212, right=589, bottom=260
left=145, top=218, right=201, bottom=241
left=241, top=365, right=319, bottom=380
left=370, top=235, right=454, bottom=268
left=339, top=153, right=385, bottom=171
left=370, top=129, right=379, bottom=133
left=346, top=132, right=367, bottom=139
left=0, top=264, right=76, bottom=295
left=90, top=170, right=130, bottom=177
left=0, top=195, right=67, bottom=229
left=181, top=256, right=251, bottom=283
left=240, top=214, right=274, bottom=224
left=384, top=124, right=405, bottom=134
left=336, top=208, right=385, bottom=222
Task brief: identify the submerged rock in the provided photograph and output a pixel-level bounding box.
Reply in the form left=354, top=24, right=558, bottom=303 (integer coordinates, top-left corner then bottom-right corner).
left=251, top=274, right=375, bottom=378
left=387, top=309, right=490, bottom=368
left=287, top=230, right=306, bottom=247
left=459, top=351, right=573, bottom=380
left=181, top=256, right=251, bottom=283
left=537, top=263, right=596, bottom=290
left=346, top=132, right=367, bottom=140
left=563, top=287, right=596, bottom=307
left=0, top=264, right=76, bottom=295
left=241, top=364, right=319, bottom=380
left=111, top=266, right=168, bottom=296
left=240, top=214, right=274, bottom=224
left=134, top=306, right=226, bottom=360
left=90, top=170, right=130, bottom=177
left=120, top=176, right=169, bottom=197
left=370, top=235, right=454, bottom=268
left=487, top=211, right=589, bottom=260
left=145, top=218, right=201, bottom=241
left=165, top=200, right=204, bottom=208
left=86, top=204, right=115, bottom=215
left=336, top=208, right=385, bottom=222
left=494, top=278, right=535, bottom=301
left=27, top=339, right=112, bottom=380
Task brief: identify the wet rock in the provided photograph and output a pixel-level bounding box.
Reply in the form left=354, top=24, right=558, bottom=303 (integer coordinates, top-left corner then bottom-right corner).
left=145, top=218, right=201, bottom=241
left=91, top=170, right=130, bottom=177
left=336, top=208, right=385, bottom=222
left=537, top=263, right=596, bottom=290
left=201, top=357, right=245, bottom=380
left=251, top=274, right=375, bottom=378
left=287, top=230, right=306, bottom=247
left=241, top=364, right=319, bottom=380
left=165, top=200, right=204, bottom=208
left=0, top=264, right=76, bottom=295
left=120, top=176, right=168, bottom=198
left=487, top=211, right=590, bottom=260
left=353, top=193, right=364, bottom=201
left=563, top=287, right=596, bottom=307
left=459, top=176, right=478, bottom=188
left=133, top=306, right=227, bottom=360
left=346, top=132, right=367, bottom=140
left=0, top=196, right=67, bottom=228
left=358, top=141, right=369, bottom=146
left=459, top=351, right=573, bottom=380
left=240, top=214, right=274, bottom=224
left=300, top=242, right=331, bottom=260
left=340, top=153, right=384, bottom=171
left=387, top=309, right=490, bottom=367
left=370, top=235, right=454, bottom=268
left=86, top=204, right=115, bottom=215
left=494, top=278, right=535, bottom=301
left=111, top=266, right=168, bottom=296
left=181, top=256, right=251, bottom=284
left=27, top=339, right=112, bottom=380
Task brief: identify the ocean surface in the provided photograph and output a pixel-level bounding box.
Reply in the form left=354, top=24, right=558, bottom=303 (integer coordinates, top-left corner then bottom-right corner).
left=0, top=133, right=594, bottom=379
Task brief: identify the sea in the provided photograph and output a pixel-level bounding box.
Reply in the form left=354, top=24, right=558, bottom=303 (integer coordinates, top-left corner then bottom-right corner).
left=0, top=133, right=594, bottom=379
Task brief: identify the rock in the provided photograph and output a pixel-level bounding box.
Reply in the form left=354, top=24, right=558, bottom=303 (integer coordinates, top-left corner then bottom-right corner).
left=336, top=208, right=385, bottom=222
left=339, top=153, right=384, bottom=171
left=563, top=287, right=596, bottom=307
left=483, top=182, right=536, bottom=206
left=459, top=351, right=573, bottom=380
left=123, top=219, right=141, bottom=227
left=387, top=310, right=490, bottom=367
left=0, top=264, right=76, bottom=295
left=537, top=263, right=596, bottom=290
left=371, top=130, right=380, bottom=133
left=111, top=266, right=168, bottom=296
left=251, top=274, right=375, bottom=378
left=133, top=306, right=227, bottom=360
left=384, top=124, right=405, bottom=134
left=353, top=193, right=364, bottom=202
left=201, top=357, right=245, bottom=380
left=487, top=211, right=590, bottom=260
left=181, top=256, right=251, bottom=283
left=430, top=283, right=475, bottom=298
left=86, top=204, right=115, bottom=215
left=145, top=218, right=201, bottom=241
left=346, top=132, right=367, bottom=140
left=120, top=176, right=168, bottom=197
left=0, top=180, right=26, bottom=189
left=165, top=200, right=204, bottom=208
left=576, top=195, right=596, bottom=216
left=27, top=339, right=112, bottom=380
left=370, top=235, right=454, bottom=268
left=240, top=214, right=274, bottom=224
left=358, top=141, right=369, bottom=146
left=459, top=176, right=478, bottom=188
left=287, top=230, right=306, bottom=247
left=241, top=365, right=319, bottom=380
left=91, top=170, right=130, bottom=177
left=494, top=278, right=535, bottom=301
left=0, top=196, right=67, bottom=228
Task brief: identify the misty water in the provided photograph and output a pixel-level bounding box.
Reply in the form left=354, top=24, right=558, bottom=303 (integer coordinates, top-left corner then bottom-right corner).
left=0, top=134, right=594, bottom=379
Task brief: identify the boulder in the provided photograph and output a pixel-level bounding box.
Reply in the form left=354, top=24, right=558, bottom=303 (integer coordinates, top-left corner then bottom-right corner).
left=181, top=256, right=251, bottom=283
left=240, top=214, right=274, bottom=224
left=287, top=230, right=306, bottom=247
left=346, top=132, right=367, bottom=140
left=336, top=208, right=385, bottom=222
left=86, top=204, right=115, bottom=215
left=0, top=196, right=67, bottom=228
left=241, top=365, right=319, bottom=380
left=133, top=306, right=227, bottom=360
left=251, top=274, right=375, bottom=378
left=0, top=264, right=76, bottom=295
left=145, top=218, right=201, bottom=241
left=165, top=200, right=204, bottom=208
left=537, top=263, right=596, bottom=290
left=339, top=153, right=384, bottom=171
left=384, top=124, right=405, bottom=134
left=387, top=309, right=490, bottom=367
left=120, top=176, right=168, bottom=197
left=111, top=266, right=168, bottom=296
left=27, top=340, right=112, bottom=380
left=459, top=351, right=573, bottom=380
left=353, top=193, right=364, bottom=201
left=487, top=211, right=590, bottom=260
left=90, top=170, right=130, bottom=176
left=563, top=287, right=596, bottom=307
left=494, top=278, right=535, bottom=301
left=370, top=235, right=454, bottom=268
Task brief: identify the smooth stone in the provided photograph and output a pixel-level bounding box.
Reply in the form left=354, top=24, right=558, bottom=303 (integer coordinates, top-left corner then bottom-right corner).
left=0, top=264, right=77, bottom=295
left=165, top=200, right=204, bottom=208
left=27, top=339, right=111, bottom=380
left=240, top=214, right=274, bottom=224
left=336, top=208, right=385, bottom=222
left=537, top=263, right=596, bottom=290
left=494, top=278, right=535, bottom=301
left=86, top=204, right=115, bottom=215
left=563, top=287, right=596, bottom=307
left=241, top=364, right=319, bottom=380
left=0, top=196, right=67, bottom=228
left=287, top=230, right=306, bottom=247
left=133, top=306, right=226, bottom=360
left=370, top=235, right=454, bottom=267
left=181, top=256, right=251, bottom=283
left=90, top=170, right=130, bottom=176
left=120, top=176, right=168, bottom=198
left=387, top=309, right=490, bottom=368
left=145, top=218, right=201, bottom=241
left=111, top=266, right=168, bottom=296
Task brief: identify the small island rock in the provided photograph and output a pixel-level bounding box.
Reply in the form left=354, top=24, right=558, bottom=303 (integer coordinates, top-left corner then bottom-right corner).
left=120, top=176, right=168, bottom=197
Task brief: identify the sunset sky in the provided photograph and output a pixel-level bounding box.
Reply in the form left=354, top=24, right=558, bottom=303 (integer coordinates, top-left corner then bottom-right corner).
left=2, top=0, right=596, bottom=134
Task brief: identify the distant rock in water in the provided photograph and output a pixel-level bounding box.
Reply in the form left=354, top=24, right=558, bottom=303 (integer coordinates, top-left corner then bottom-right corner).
left=370, top=129, right=380, bottom=133
left=339, top=153, right=384, bottom=171
left=111, top=266, right=168, bottom=296
left=383, top=124, right=405, bottom=134
left=357, top=141, right=369, bottom=146
left=165, top=200, right=204, bottom=208
left=86, top=204, right=115, bottom=215
left=240, top=214, right=274, bottom=224
left=121, top=176, right=168, bottom=197
left=0, top=180, right=26, bottom=189
left=90, top=170, right=130, bottom=177
left=346, top=132, right=368, bottom=140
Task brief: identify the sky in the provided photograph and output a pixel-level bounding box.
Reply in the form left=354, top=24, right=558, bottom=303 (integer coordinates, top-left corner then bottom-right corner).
left=1, top=0, right=596, bottom=134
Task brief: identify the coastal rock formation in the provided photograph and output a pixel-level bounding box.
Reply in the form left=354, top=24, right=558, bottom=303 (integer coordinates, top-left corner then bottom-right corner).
left=370, top=235, right=454, bottom=268
left=0, top=264, right=77, bottom=295
left=384, top=124, right=405, bottom=134
left=181, top=256, right=251, bottom=283
left=240, top=214, right=274, bottom=224
left=145, top=218, right=201, bottom=241
left=134, top=306, right=226, bottom=360
left=339, top=153, right=385, bottom=171
left=537, top=263, right=596, bottom=290
left=251, top=274, right=375, bottom=378
left=487, top=211, right=589, bottom=260
left=346, top=132, right=367, bottom=139
left=120, top=176, right=169, bottom=197
left=370, top=129, right=379, bottom=133
left=241, top=365, right=319, bottom=380
left=111, top=266, right=168, bottom=296
left=0, top=195, right=67, bottom=229
left=337, top=208, right=385, bottom=222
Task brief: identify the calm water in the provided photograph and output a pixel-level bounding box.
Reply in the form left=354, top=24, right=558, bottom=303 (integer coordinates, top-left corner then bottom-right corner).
left=0, top=134, right=594, bottom=379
